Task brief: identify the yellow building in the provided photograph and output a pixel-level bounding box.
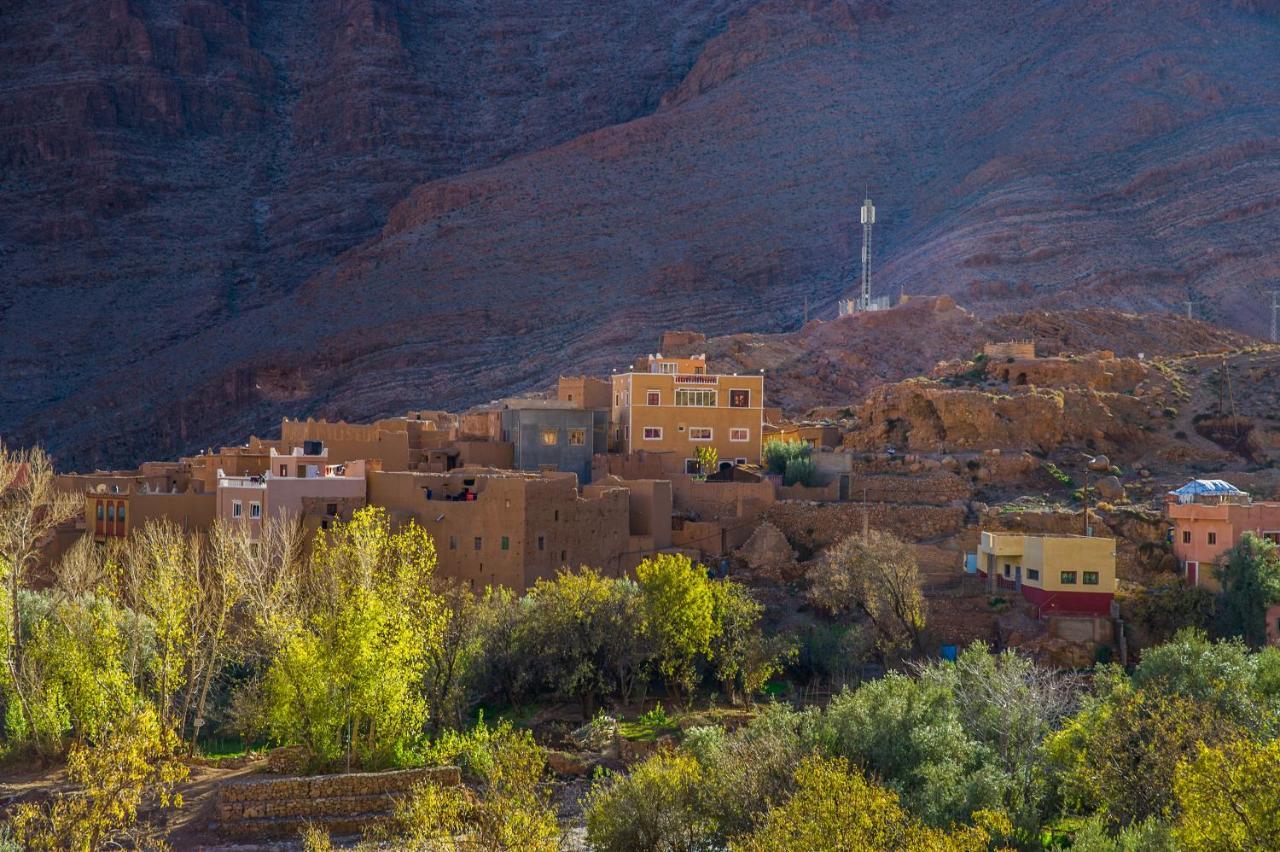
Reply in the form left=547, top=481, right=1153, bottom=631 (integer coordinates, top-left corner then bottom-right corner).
left=610, top=354, right=764, bottom=474
left=976, top=531, right=1116, bottom=615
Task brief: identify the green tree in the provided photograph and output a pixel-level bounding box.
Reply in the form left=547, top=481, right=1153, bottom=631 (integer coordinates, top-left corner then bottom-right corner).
left=1047, top=674, right=1236, bottom=830
left=825, top=673, right=1002, bottom=827
left=256, top=507, right=444, bottom=768
left=524, top=568, right=626, bottom=717
left=808, top=531, right=926, bottom=654
left=636, top=554, right=718, bottom=701
left=1174, top=736, right=1280, bottom=851
left=421, top=581, right=485, bottom=736
left=1132, top=629, right=1270, bottom=727
left=708, top=581, right=793, bottom=705
left=728, top=755, right=1001, bottom=852
left=924, top=643, right=1079, bottom=840
left=1215, top=532, right=1280, bottom=647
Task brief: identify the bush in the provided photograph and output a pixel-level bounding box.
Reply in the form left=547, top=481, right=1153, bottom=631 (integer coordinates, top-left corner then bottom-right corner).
left=762, top=439, right=810, bottom=475
left=783, top=457, right=817, bottom=487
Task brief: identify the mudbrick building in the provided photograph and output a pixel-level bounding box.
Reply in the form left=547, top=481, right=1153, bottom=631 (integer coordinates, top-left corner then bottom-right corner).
left=367, top=468, right=672, bottom=591
left=610, top=353, right=764, bottom=474
left=216, top=448, right=369, bottom=538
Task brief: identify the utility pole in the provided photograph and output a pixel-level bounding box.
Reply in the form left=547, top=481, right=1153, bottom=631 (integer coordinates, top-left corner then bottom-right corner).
left=860, top=194, right=875, bottom=311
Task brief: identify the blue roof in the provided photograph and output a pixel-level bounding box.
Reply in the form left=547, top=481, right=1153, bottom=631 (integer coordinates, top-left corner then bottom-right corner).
left=1171, top=479, right=1246, bottom=496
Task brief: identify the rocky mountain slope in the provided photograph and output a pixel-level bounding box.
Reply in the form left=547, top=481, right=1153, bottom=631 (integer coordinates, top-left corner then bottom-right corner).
left=5, top=0, right=1280, bottom=469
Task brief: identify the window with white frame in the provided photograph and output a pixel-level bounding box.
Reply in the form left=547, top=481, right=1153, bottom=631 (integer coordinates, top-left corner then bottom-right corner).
left=646, top=390, right=660, bottom=406
left=675, top=388, right=717, bottom=407
left=656, top=361, right=678, bottom=374
left=249, top=502, right=261, bottom=519
left=729, top=427, right=749, bottom=442
left=643, top=426, right=663, bottom=440
left=689, top=427, right=713, bottom=441
left=232, top=500, right=242, bottom=518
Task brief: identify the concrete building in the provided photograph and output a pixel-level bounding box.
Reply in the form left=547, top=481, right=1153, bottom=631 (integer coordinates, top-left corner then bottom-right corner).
left=368, top=468, right=670, bottom=590
left=496, top=400, right=604, bottom=485
left=1166, top=479, right=1280, bottom=590
left=976, top=531, right=1117, bottom=615
left=610, top=353, right=765, bottom=474
left=217, top=448, right=368, bottom=538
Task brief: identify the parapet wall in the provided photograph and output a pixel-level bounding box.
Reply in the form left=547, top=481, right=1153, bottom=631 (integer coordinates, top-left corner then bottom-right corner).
left=213, top=765, right=461, bottom=841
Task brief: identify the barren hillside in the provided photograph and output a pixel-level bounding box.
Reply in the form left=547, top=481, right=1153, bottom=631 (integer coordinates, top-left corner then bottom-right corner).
left=5, top=0, right=1280, bottom=469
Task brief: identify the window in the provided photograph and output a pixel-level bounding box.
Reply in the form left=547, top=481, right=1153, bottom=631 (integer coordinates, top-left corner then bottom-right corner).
left=1027, top=568, right=1040, bottom=581
left=232, top=500, right=242, bottom=518
left=554, top=510, right=560, bottom=522
left=249, top=502, right=261, bottom=519
left=117, top=505, right=126, bottom=524
left=541, top=429, right=558, bottom=446
left=501, top=536, right=510, bottom=551
left=675, top=388, right=717, bottom=407
left=729, top=427, right=749, bottom=442
left=326, top=503, right=338, bottom=516
left=689, top=427, right=713, bottom=441
left=561, top=550, right=567, bottom=562
left=96, top=503, right=104, bottom=521
left=643, top=426, right=663, bottom=440
left=647, top=390, right=660, bottom=406
left=735, top=457, right=748, bottom=466
left=106, top=504, right=115, bottom=522
left=1083, top=571, right=1100, bottom=585
left=684, top=459, right=701, bottom=475
left=449, top=536, right=457, bottom=550
left=1182, top=530, right=1192, bottom=544
left=568, top=429, right=586, bottom=446
left=1207, top=531, right=1217, bottom=545
left=1265, top=532, right=1280, bottom=545
left=657, top=361, right=678, bottom=374
left=1061, top=571, right=1078, bottom=585
left=1004, top=564, right=1011, bottom=577
left=279, top=464, right=287, bottom=477
left=474, top=537, right=483, bottom=551
left=729, top=389, right=751, bottom=408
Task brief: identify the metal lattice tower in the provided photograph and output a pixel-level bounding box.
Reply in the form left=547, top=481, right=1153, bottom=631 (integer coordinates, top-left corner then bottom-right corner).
left=859, top=196, right=875, bottom=310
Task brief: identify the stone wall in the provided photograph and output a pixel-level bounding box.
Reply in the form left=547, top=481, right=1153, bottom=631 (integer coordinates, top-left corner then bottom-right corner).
left=213, top=765, right=461, bottom=841
left=766, top=501, right=967, bottom=557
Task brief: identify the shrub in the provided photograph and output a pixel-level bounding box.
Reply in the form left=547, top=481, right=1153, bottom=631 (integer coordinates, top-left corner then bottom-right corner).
left=783, top=457, right=817, bottom=487
left=762, top=439, right=810, bottom=475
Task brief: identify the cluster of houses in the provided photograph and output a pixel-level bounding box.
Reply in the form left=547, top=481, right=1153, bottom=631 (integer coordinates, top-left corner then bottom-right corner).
left=54, top=336, right=1280, bottom=632
left=60, top=341, right=782, bottom=591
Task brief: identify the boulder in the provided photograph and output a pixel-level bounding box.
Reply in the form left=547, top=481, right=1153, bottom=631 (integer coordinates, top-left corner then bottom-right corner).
left=1088, top=454, right=1112, bottom=472
left=546, top=749, right=591, bottom=777
left=735, top=522, right=800, bottom=581
left=1095, top=475, right=1124, bottom=501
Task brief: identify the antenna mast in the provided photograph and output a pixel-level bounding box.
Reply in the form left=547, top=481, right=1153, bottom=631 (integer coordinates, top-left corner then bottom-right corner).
left=860, top=193, right=876, bottom=311
left=1271, top=290, right=1278, bottom=343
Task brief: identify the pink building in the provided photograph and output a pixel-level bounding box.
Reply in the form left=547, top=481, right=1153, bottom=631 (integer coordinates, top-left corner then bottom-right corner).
left=1166, top=479, right=1280, bottom=591
left=217, top=446, right=367, bottom=537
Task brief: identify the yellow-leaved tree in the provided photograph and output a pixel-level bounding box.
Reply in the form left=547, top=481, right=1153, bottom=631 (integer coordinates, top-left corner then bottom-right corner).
left=1174, top=737, right=1280, bottom=851
left=256, top=507, right=444, bottom=769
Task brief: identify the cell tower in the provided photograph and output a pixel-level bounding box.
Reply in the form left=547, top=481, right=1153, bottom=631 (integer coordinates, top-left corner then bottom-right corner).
left=859, top=195, right=875, bottom=311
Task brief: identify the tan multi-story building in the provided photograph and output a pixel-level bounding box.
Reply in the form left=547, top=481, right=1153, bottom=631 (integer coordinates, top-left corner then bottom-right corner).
left=976, top=531, right=1117, bottom=615
left=610, top=354, right=764, bottom=475
left=368, top=468, right=672, bottom=591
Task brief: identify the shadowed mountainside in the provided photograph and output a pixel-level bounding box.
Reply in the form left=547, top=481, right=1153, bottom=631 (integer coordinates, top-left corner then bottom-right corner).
left=4, top=0, right=1280, bottom=469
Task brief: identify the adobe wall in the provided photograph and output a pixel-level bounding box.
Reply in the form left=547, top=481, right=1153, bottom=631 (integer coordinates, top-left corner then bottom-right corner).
left=983, top=341, right=1036, bottom=360
left=594, top=452, right=674, bottom=480
left=131, top=491, right=218, bottom=534
left=456, top=440, right=514, bottom=469
left=281, top=418, right=412, bottom=470
left=671, top=477, right=775, bottom=523
left=558, top=376, right=612, bottom=409
left=213, top=765, right=460, bottom=841
left=853, top=472, right=971, bottom=506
